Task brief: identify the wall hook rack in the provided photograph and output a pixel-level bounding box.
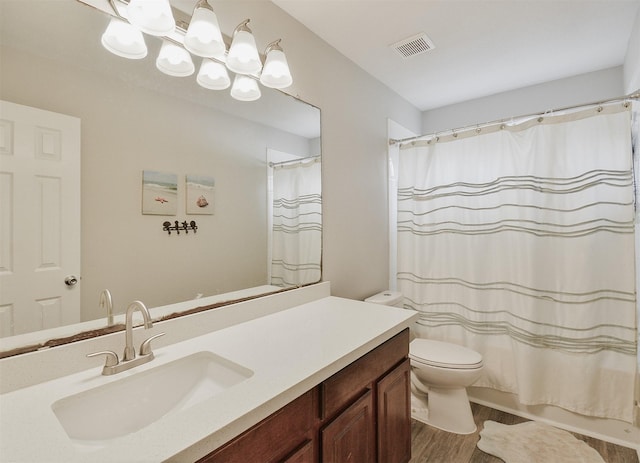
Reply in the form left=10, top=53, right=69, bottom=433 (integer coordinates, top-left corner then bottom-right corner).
left=163, top=220, right=198, bottom=235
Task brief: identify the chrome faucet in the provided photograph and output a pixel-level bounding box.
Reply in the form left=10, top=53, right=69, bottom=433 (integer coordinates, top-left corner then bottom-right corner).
left=99, top=289, right=114, bottom=326
left=87, top=300, right=164, bottom=376
left=123, top=300, right=153, bottom=361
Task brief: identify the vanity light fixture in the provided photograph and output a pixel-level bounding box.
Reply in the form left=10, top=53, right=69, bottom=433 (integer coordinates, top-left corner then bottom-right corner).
left=184, top=0, right=225, bottom=58
left=259, top=39, right=293, bottom=89
left=127, top=0, right=175, bottom=36
left=156, top=39, right=195, bottom=77
left=197, top=59, right=231, bottom=90
left=230, top=74, right=261, bottom=101
left=226, top=19, right=262, bottom=75
left=101, top=17, right=148, bottom=59
left=97, top=0, right=294, bottom=101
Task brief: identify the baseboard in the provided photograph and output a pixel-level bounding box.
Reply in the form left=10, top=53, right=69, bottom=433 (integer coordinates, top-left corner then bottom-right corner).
left=468, top=386, right=640, bottom=454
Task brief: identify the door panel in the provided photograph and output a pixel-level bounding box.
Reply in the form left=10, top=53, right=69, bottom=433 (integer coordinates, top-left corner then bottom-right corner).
left=0, top=100, right=81, bottom=336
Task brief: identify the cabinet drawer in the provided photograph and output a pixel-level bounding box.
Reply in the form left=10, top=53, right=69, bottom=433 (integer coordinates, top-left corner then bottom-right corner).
left=321, top=329, right=409, bottom=420
left=199, top=389, right=315, bottom=463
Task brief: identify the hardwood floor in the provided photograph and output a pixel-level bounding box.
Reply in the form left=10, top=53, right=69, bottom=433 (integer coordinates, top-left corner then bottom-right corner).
left=409, top=403, right=639, bottom=463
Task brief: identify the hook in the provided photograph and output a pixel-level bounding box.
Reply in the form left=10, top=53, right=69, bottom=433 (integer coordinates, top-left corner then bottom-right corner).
left=162, top=220, right=198, bottom=235
left=162, top=221, right=172, bottom=235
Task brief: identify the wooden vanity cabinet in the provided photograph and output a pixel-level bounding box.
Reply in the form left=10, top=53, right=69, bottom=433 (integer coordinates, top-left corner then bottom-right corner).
left=198, top=329, right=411, bottom=463
left=320, top=329, right=411, bottom=463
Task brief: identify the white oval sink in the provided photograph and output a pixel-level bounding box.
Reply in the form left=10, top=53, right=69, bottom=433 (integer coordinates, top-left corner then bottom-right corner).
left=52, top=351, right=252, bottom=449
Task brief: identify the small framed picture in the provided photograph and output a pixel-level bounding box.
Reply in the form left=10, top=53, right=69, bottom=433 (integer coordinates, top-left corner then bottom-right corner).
left=186, top=174, right=215, bottom=215
left=142, top=170, right=178, bottom=215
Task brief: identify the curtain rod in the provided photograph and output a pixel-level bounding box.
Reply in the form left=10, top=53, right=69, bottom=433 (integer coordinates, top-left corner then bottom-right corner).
left=389, top=90, right=640, bottom=146
left=268, top=155, right=320, bottom=168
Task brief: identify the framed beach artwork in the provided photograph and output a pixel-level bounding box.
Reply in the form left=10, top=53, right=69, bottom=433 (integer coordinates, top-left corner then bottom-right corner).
left=142, top=170, right=178, bottom=215
left=186, top=174, right=215, bottom=215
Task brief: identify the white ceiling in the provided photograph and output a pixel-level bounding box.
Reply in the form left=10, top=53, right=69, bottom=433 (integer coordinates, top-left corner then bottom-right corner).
left=273, top=0, right=640, bottom=111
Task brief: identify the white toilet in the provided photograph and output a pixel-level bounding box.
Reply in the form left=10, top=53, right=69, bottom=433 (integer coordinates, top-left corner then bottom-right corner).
left=365, top=291, right=484, bottom=434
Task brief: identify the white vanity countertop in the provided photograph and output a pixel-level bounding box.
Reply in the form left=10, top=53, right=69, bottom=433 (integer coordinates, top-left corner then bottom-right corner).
left=0, top=296, right=418, bottom=462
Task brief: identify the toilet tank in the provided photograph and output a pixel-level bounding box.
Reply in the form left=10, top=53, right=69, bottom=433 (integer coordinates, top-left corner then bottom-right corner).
left=365, top=291, right=403, bottom=308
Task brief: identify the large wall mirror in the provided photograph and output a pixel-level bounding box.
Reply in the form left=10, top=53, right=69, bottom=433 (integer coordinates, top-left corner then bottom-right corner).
left=0, top=0, right=322, bottom=355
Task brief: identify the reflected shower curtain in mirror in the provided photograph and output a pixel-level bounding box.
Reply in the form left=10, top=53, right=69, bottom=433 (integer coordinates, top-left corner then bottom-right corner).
left=397, top=105, right=638, bottom=422
left=270, top=157, right=322, bottom=287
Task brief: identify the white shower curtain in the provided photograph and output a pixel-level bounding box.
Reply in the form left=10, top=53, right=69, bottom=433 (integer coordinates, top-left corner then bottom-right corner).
left=397, top=104, right=638, bottom=423
left=270, top=157, right=322, bottom=287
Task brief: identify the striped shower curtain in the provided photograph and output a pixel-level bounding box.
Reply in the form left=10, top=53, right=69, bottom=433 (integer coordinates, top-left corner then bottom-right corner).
left=397, top=104, right=638, bottom=423
left=270, top=157, right=322, bottom=287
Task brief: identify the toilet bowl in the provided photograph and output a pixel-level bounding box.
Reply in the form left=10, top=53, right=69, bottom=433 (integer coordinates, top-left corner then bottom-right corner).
left=409, top=339, right=483, bottom=434
left=365, top=291, right=484, bottom=435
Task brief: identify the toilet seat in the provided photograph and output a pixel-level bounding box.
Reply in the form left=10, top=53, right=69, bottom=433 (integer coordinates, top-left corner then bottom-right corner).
left=410, top=339, right=483, bottom=370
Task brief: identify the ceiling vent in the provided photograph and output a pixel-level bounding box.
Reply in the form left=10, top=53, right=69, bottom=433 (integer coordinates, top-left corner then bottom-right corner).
left=391, top=32, right=435, bottom=59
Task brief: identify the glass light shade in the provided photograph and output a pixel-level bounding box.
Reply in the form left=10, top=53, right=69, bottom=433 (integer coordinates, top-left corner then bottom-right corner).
left=226, top=29, right=262, bottom=75
left=101, top=18, right=147, bottom=59
left=230, top=75, right=261, bottom=101
left=197, top=60, right=231, bottom=90
left=260, top=49, right=293, bottom=88
left=156, top=40, right=195, bottom=77
left=127, top=0, right=175, bottom=36
left=184, top=5, right=225, bottom=58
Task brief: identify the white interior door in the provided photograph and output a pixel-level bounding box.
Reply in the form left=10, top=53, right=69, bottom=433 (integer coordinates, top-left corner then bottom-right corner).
left=0, top=100, right=81, bottom=337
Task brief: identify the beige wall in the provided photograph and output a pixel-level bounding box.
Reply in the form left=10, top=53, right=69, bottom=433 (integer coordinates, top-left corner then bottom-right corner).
left=1, top=44, right=314, bottom=321
left=624, top=6, right=640, bottom=93
left=422, top=66, right=625, bottom=134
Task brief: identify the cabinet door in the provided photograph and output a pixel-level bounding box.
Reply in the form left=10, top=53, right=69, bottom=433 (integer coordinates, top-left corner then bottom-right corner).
left=321, top=390, right=375, bottom=463
left=377, top=359, right=411, bottom=463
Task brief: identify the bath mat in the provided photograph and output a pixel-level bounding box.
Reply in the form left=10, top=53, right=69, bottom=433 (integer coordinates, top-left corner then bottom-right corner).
left=477, top=420, right=605, bottom=463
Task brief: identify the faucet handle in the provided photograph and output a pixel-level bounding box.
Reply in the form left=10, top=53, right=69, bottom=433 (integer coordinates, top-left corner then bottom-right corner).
left=139, top=332, right=166, bottom=356
left=87, top=350, right=119, bottom=368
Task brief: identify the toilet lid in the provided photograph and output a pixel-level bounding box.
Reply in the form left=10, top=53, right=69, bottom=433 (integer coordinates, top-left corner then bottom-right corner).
left=410, top=339, right=483, bottom=369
